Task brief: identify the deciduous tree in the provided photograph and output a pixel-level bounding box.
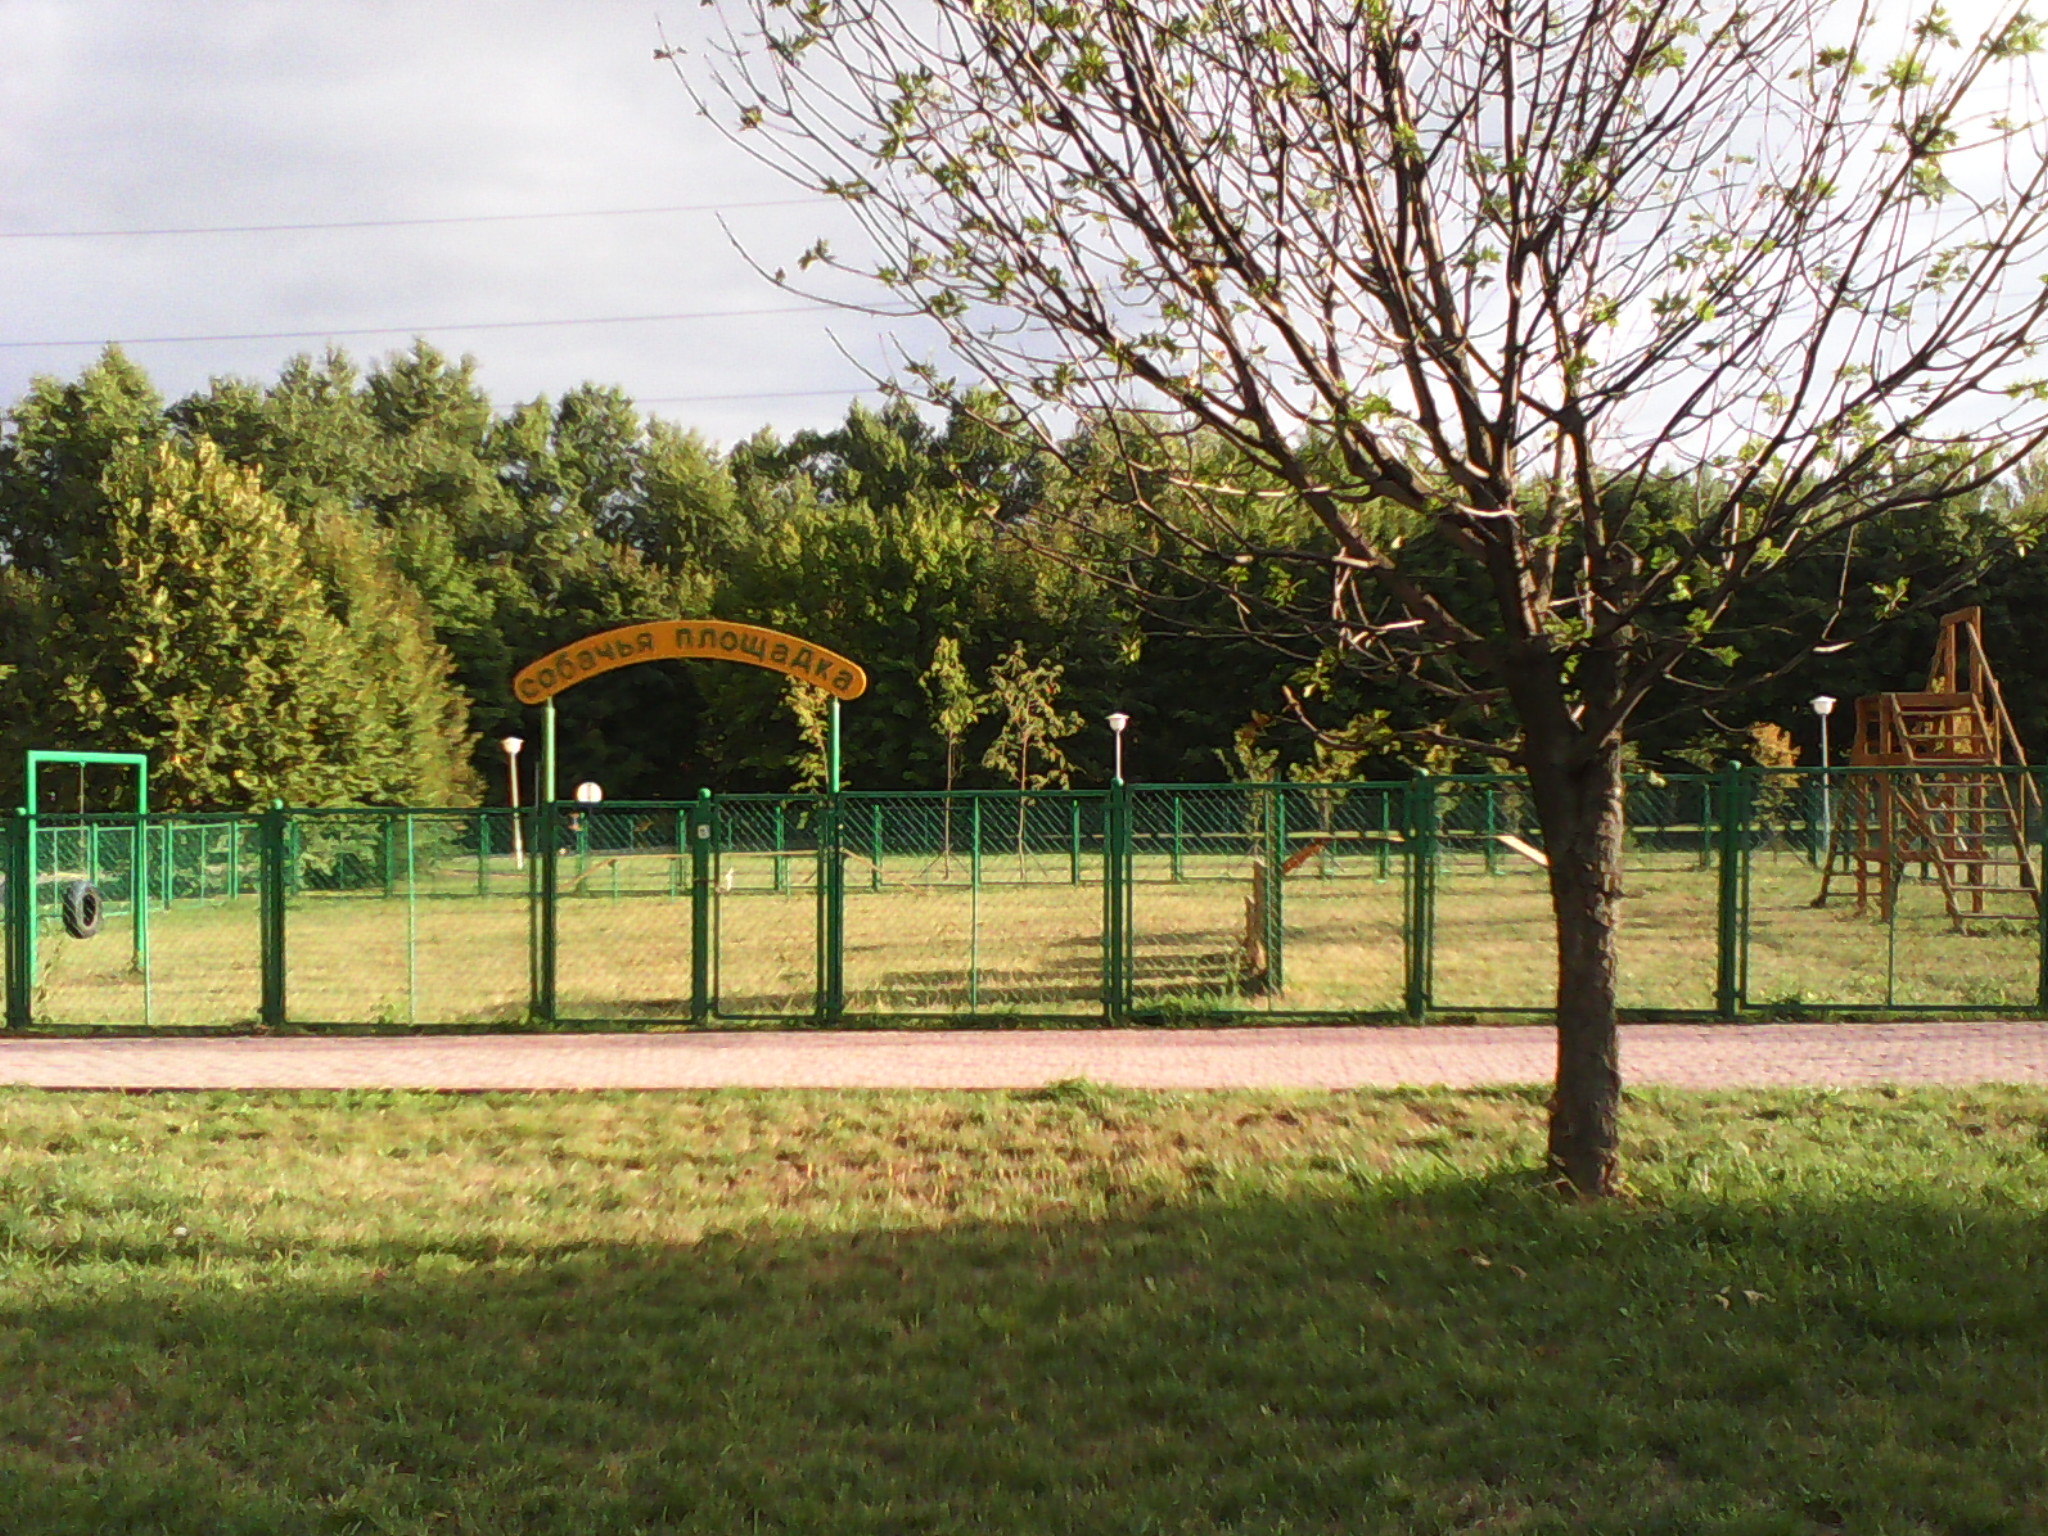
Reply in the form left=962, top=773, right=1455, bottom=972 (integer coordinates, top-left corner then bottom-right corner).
left=5, top=440, right=431, bottom=807
left=921, top=632, right=989, bottom=867
left=982, top=641, right=1082, bottom=860
left=699, top=0, right=2048, bottom=1192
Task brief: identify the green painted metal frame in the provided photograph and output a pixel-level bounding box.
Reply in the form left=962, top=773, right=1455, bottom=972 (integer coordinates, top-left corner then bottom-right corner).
left=691, top=790, right=714, bottom=1022
left=17, top=751, right=151, bottom=1025
left=1714, top=762, right=1748, bottom=1018
left=7, top=767, right=2047, bottom=1030
left=1403, top=773, right=1438, bottom=1021
left=259, top=802, right=288, bottom=1026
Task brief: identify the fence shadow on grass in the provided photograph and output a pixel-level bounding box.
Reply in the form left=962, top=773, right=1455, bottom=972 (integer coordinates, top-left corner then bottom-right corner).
left=851, top=969, right=1102, bottom=1010
left=4, top=1173, right=2045, bottom=1533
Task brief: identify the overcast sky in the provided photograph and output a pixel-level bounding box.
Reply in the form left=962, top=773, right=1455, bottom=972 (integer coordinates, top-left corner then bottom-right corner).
left=0, top=1, right=918, bottom=446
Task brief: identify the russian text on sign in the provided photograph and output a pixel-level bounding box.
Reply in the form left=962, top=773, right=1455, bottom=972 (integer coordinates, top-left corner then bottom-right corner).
left=512, top=621, right=868, bottom=704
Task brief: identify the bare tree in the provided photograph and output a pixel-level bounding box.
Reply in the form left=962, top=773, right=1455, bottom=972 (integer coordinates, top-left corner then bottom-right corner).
left=687, top=0, right=2048, bottom=1192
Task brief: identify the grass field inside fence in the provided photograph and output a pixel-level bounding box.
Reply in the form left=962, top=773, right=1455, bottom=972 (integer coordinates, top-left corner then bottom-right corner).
left=3, top=1086, right=2046, bottom=1534
left=26, top=841, right=2041, bottom=1027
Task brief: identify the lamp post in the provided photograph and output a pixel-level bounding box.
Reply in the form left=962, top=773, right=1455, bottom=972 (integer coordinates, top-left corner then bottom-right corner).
left=1107, top=712, right=1130, bottom=785
left=501, top=736, right=525, bottom=870
left=1810, top=696, right=1837, bottom=867
left=574, top=781, right=603, bottom=874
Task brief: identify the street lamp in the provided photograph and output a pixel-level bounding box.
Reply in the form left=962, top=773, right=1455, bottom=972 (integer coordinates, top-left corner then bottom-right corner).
left=501, top=735, right=525, bottom=870
left=573, top=781, right=603, bottom=873
left=1810, top=696, right=1837, bottom=867
left=1107, top=712, right=1130, bottom=785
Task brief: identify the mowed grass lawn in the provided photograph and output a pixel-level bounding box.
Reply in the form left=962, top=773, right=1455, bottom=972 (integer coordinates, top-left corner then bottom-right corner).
left=3, top=1088, right=2047, bottom=1533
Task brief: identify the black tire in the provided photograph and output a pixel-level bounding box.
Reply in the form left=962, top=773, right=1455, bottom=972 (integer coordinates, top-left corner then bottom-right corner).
left=61, top=879, right=102, bottom=940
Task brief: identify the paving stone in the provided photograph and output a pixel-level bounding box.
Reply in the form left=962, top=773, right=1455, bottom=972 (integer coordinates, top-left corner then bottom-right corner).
left=1, top=1022, right=2044, bottom=1091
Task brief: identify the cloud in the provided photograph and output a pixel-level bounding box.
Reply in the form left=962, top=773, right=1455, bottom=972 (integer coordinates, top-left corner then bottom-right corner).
left=0, top=0, right=924, bottom=444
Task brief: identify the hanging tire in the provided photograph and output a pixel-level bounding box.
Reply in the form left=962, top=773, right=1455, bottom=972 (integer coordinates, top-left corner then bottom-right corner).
left=60, top=880, right=102, bottom=940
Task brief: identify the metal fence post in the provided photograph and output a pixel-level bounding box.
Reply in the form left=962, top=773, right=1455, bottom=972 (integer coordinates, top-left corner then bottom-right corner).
left=1121, top=785, right=1134, bottom=1014
left=2025, top=768, right=2048, bottom=1012
left=1103, top=783, right=1132, bottom=1019
left=536, top=798, right=559, bottom=1026
left=525, top=811, right=541, bottom=1019
left=1266, top=785, right=1287, bottom=994
left=970, top=797, right=983, bottom=892
left=259, top=802, right=287, bottom=1028
left=1101, top=791, right=1118, bottom=1018
left=810, top=789, right=845, bottom=1022
left=1404, top=772, right=1436, bottom=1022
left=5, top=810, right=32, bottom=1028
left=404, top=813, right=419, bottom=1024
left=1377, top=790, right=1391, bottom=881
left=860, top=799, right=877, bottom=892
left=968, top=805, right=981, bottom=1011
left=1714, top=761, right=1747, bottom=1019
left=2034, top=769, right=2048, bottom=1015
left=135, top=817, right=151, bottom=999
left=774, top=802, right=789, bottom=894
left=691, top=789, right=713, bottom=1023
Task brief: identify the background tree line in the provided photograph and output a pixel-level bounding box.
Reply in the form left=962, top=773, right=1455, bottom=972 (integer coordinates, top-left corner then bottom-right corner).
left=0, top=343, right=2039, bottom=809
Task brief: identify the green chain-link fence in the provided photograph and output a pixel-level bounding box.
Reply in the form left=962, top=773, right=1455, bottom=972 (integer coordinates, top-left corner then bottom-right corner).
left=4, top=766, right=2043, bottom=1028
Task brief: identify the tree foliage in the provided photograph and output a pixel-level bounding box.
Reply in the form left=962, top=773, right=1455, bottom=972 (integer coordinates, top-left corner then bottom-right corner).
left=697, top=0, right=2048, bottom=1191
left=982, top=642, right=1082, bottom=794
left=920, top=633, right=988, bottom=797
left=0, top=438, right=456, bottom=808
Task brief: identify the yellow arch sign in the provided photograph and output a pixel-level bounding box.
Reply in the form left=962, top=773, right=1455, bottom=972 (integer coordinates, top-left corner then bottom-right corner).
left=514, top=621, right=868, bottom=705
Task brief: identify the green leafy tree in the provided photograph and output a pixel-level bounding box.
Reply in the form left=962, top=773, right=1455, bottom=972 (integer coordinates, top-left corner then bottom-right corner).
left=982, top=642, right=1082, bottom=863
left=297, top=505, right=477, bottom=806
left=783, top=680, right=833, bottom=793
left=1, top=353, right=476, bottom=805
left=179, top=347, right=708, bottom=798
left=920, top=633, right=989, bottom=868
left=1215, top=714, right=1280, bottom=785
left=702, top=402, right=1104, bottom=790
left=1, top=440, right=436, bottom=807
left=0, top=348, right=165, bottom=578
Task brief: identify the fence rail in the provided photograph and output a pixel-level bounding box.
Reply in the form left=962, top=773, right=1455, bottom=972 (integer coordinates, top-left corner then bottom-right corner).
left=4, top=766, right=2042, bottom=1028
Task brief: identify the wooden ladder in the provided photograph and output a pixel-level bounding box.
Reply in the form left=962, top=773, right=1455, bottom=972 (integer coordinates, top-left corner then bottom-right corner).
left=1820, top=688, right=2039, bottom=928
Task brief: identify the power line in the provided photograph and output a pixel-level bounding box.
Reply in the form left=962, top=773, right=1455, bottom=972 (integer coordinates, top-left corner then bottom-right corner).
left=0, top=305, right=832, bottom=351
left=640, top=387, right=875, bottom=405
left=0, top=198, right=825, bottom=241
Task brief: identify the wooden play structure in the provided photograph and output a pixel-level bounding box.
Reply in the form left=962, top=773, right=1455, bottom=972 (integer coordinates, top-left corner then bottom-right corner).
left=1817, top=607, right=2041, bottom=928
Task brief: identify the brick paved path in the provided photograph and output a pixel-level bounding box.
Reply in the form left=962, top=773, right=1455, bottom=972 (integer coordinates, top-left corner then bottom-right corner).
left=1, top=1022, right=2044, bottom=1092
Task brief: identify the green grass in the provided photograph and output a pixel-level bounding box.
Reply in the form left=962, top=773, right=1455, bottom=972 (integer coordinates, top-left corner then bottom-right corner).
left=3, top=1086, right=2047, bottom=1532
left=28, top=845, right=2043, bottom=1027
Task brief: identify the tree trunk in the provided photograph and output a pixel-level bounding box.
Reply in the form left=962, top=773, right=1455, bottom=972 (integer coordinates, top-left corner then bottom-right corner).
left=1524, top=735, right=1627, bottom=1197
